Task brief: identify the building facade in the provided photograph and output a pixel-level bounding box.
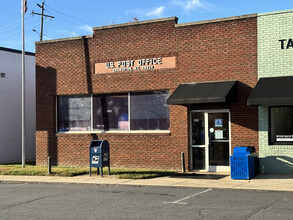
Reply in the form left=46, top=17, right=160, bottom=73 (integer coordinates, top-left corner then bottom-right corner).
left=247, top=10, right=293, bottom=174
left=0, top=47, right=35, bottom=163
left=36, top=15, right=259, bottom=172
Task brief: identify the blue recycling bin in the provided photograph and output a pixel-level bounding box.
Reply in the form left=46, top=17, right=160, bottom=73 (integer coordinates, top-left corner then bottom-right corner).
left=230, top=147, right=255, bottom=179
left=89, top=140, right=110, bottom=177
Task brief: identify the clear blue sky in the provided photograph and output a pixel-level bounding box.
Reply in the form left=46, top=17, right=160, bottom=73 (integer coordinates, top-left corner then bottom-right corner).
left=1, top=0, right=292, bottom=52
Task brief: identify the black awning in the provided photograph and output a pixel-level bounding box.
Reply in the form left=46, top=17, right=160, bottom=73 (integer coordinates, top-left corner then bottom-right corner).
left=167, top=81, right=237, bottom=105
left=248, top=76, right=293, bottom=106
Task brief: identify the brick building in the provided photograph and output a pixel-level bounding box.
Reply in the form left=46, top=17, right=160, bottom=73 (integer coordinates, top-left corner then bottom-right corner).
left=36, top=14, right=259, bottom=172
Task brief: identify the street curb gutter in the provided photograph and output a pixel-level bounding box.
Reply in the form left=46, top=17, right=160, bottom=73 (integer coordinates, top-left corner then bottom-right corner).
left=0, top=179, right=251, bottom=190
left=1, top=178, right=293, bottom=192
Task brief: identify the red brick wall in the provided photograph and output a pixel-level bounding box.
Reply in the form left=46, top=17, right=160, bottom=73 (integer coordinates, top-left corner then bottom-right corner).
left=36, top=17, right=258, bottom=170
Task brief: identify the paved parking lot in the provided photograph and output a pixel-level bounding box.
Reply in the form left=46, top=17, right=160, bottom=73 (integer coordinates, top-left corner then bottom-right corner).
left=1, top=183, right=293, bottom=219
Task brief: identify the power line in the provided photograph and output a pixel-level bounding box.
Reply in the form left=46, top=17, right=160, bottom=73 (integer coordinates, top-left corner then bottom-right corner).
left=0, top=16, right=37, bottom=33
left=1, top=35, right=39, bottom=49
left=44, top=7, right=91, bottom=28
left=0, top=19, right=21, bottom=32
left=44, top=3, right=96, bottom=26
left=0, top=22, right=39, bottom=39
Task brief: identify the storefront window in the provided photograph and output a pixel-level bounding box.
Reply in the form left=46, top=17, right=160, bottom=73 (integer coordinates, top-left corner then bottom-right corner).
left=57, top=91, right=169, bottom=132
left=130, top=91, right=169, bottom=130
left=93, top=94, right=128, bottom=131
left=270, top=106, right=293, bottom=145
left=57, top=95, right=91, bottom=132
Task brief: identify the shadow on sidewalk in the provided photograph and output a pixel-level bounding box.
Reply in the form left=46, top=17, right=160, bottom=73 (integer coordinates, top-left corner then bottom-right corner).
left=253, top=173, right=293, bottom=180
left=169, top=173, right=228, bottom=180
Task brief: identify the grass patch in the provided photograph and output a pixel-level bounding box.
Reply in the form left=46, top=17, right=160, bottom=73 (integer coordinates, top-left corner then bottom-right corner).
left=0, top=164, right=88, bottom=177
left=0, top=164, right=177, bottom=179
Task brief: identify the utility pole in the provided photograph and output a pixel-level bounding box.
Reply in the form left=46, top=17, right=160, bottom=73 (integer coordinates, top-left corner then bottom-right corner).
left=31, top=2, right=54, bottom=41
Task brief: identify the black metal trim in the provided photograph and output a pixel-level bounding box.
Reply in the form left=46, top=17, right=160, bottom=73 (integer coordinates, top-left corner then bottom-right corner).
left=0, top=46, right=35, bottom=56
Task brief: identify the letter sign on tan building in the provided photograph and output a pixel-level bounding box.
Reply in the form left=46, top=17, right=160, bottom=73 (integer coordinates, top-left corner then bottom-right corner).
left=95, top=56, right=176, bottom=74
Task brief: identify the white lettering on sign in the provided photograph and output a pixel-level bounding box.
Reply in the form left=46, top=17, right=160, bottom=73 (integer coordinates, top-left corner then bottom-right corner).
left=106, top=57, right=162, bottom=72
left=117, top=60, right=135, bottom=68
left=106, top=62, right=115, bottom=68
left=276, top=135, right=293, bottom=141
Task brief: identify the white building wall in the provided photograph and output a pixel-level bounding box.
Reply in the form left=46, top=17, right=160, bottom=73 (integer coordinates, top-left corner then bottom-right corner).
left=0, top=48, right=35, bottom=163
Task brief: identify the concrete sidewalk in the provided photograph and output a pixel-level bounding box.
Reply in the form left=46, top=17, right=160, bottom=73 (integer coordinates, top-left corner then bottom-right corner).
left=1, top=173, right=293, bottom=192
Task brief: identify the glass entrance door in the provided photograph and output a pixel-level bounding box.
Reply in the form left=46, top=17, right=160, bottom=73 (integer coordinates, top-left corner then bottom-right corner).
left=191, top=112, right=206, bottom=170
left=191, top=110, right=230, bottom=172
left=207, top=112, right=230, bottom=172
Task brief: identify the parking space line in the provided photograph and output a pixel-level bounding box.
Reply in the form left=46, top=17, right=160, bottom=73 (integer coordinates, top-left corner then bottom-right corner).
left=163, top=189, right=213, bottom=205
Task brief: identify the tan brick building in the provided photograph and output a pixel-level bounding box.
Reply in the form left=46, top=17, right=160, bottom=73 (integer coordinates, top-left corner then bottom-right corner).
left=36, top=14, right=258, bottom=172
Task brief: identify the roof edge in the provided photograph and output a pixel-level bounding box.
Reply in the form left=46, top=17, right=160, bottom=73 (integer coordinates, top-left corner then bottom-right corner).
left=176, top=13, right=257, bottom=27
left=0, top=46, right=35, bottom=56
left=258, top=8, right=293, bottom=17
left=34, top=13, right=258, bottom=45
left=93, top=17, right=178, bottom=31
left=180, top=80, right=237, bottom=85
left=35, top=35, right=94, bottom=45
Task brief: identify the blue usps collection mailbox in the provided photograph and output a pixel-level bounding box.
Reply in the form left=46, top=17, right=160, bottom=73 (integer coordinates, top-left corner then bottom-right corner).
left=89, top=140, right=110, bottom=177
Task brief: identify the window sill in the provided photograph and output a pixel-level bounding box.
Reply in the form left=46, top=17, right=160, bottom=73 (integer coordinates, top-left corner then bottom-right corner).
left=56, top=130, right=171, bottom=135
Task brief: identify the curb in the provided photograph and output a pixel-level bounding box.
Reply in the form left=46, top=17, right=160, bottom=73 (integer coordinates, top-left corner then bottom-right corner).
left=1, top=174, right=293, bottom=192
left=0, top=179, right=211, bottom=189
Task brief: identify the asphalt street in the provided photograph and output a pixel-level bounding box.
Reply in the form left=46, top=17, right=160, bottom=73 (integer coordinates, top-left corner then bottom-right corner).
left=0, top=183, right=292, bottom=220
